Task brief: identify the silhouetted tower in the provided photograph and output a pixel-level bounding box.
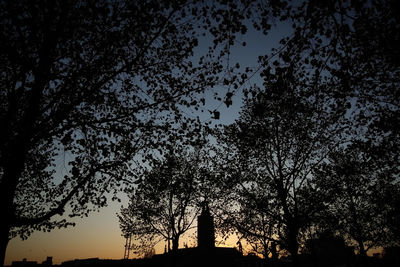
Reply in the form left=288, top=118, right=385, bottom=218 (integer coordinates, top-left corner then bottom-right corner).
left=197, top=201, right=215, bottom=249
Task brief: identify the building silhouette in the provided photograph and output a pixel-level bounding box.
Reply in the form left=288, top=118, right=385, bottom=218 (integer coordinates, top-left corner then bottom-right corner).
left=149, top=201, right=261, bottom=267
left=11, top=256, right=52, bottom=266
left=9, top=208, right=398, bottom=267
left=197, top=201, right=215, bottom=250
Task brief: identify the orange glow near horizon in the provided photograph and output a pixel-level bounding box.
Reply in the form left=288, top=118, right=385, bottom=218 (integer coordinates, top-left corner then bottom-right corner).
left=5, top=200, right=383, bottom=265
left=5, top=201, right=238, bottom=265
left=5, top=203, right=126, bottom=265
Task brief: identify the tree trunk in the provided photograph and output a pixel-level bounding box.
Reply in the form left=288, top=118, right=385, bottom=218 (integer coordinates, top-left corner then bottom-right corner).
left=357, top=239, right=366, bottom=257
left=0, top=161, right=22, bottom=267
left=172, top=236, right=179, bottom=252
left=287, top=225, right=300, bottom=267
left=0, top=223, right=10, bottom=267
left=263, top=243, right=270, bottom=267
left=0, top=178, right=15, bottom=267
left=169, top=236, right=180, bottom=267
left=289, top=244, right=299, bottom=267
left=0, top=181, right=15, bottom=267
left=271, top=241, right=278, bottom=262
left=263, top=256, right=270, bottom=267
left=357, top=239, right=367, bottom=266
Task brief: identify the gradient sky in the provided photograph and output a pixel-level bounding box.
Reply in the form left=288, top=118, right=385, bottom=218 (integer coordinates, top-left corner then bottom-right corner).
left=4, top=13, right=387, bottom=264
left=5, top=19, right=295, bottom=266
left=5, top=198, right=245, bottom=265
left=6, top=201, right=125, bottom=265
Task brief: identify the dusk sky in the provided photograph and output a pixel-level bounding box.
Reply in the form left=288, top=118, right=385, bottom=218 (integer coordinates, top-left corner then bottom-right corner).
left=3, top=2, right=398, bottom=266
left=5, top=21, right=288, bottom=266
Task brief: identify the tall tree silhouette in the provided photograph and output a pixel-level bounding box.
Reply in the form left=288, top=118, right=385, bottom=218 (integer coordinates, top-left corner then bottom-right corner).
left=313, top=142, right=400, bottom=260
left=119, top=149, right=204, bottom=255
left=280, top=0, right=400, bottom=260
left=234, top=1, right=399, bottom=263
left=0, top=0, right=250, bottom=264
left=218, top=67, right=347, bottom=266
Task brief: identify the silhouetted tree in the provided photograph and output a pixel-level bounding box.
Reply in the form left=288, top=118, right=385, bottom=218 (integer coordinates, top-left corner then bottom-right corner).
left=291, top=0, right=400, bottom=256
left=0, top=0, right=251, bottom=265
left=231, top=199, right=279, bottom=262
left=313, top=142, right=400, bottom=259
left=119, top=150, right=203, bottom=255
left=217, top=66, right=348, bottom=266
left=248, top=0, right=399, bottom=141
left=214, top=156, right=280, bottom=262
left=234, top=2, right=400, bottom=264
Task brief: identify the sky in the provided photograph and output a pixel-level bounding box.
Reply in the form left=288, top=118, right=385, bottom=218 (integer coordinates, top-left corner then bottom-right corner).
left=4, top=9, right=389, bottom=264
left=6, top=202, right=125, bottom=265
left=5, top=20, right=289, bottom=266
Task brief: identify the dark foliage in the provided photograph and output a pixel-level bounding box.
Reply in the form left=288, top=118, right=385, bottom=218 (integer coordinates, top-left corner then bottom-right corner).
left=0, top=0, right=251, bottom=265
